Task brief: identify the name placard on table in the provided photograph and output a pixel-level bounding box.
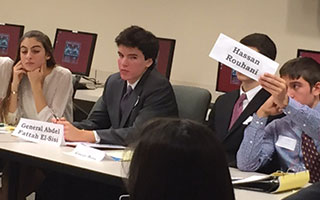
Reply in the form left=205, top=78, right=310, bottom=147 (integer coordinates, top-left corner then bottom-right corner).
left=11, top=118, right=123, bottom=162
left=69, top=143, right=106, bottom=161
left=209, top=33, right=279, bottom=81
left=12, top=118, right=64, bottom=146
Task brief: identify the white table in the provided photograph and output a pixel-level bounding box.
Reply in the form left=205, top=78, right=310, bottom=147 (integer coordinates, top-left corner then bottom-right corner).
left=0, top=133, right=302, bottom=200
left=0, top=133, right=125, bottom=200
left=74, top=87, right=103, bottom=102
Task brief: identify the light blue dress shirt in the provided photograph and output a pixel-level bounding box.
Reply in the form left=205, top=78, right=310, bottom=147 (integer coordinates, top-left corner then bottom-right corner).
left=237, top=98, right=320, bottom=172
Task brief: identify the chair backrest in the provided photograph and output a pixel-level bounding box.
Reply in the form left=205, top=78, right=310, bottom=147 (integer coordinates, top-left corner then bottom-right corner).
left=72, top=74, right=81, bottom=99
left=88, top=96, right=103, bottom=118
left=172, top=85, right=212, bottom=123
left=156, top=37, right=176, bottom=79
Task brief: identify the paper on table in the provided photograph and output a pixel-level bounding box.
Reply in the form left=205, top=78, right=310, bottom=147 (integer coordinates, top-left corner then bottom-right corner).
left=65, top=142, right=126, bottom=150
left=232, top=175, right=271, bottom=184
left=0, top=125, right=15, bottom=134
left=0, top=127, right=10, bottom=134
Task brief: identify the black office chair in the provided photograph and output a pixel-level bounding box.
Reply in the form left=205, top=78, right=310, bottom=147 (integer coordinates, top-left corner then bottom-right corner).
left=87, top=96, right=103, bottom=118
left=72, top=75, right=96, bottom=121
left=172, top=85, right=212, bottom=123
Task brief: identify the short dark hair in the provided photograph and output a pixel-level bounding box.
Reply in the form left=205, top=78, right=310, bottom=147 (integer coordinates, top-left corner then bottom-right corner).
left=280, top=57, right=320, bottom=88
left=240, top=33, right=277, bottom=60
left=127, top=118, right=235, bottom=200
left=115, top=25, right=159, bottom=65
left=15, top=30, right=56, bottom=68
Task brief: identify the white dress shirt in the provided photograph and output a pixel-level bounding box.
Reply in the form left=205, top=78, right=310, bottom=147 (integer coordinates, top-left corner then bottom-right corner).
left=240, top=85, right=262, bottom=111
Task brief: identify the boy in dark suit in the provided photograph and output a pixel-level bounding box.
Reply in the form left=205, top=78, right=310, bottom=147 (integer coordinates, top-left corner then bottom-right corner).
left=208, top=33, right=282, bottom=169
left=54, top=25, right=178, bottom=146
left=36, top=26, right=178, bottom=200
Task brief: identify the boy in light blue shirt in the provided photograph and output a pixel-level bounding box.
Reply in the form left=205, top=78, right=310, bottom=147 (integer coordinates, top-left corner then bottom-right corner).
left=237, top=57, right=320, bottom=183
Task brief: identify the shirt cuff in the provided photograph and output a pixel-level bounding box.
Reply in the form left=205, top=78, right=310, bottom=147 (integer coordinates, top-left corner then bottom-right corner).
left=249, top=113, right=268, bottom=129
left=93, top=130, right=101, bottom=143
left=283, top=97, right=301, bottom=116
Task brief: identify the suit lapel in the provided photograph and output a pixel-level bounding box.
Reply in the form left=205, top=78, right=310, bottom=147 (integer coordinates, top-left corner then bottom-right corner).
left=114, top=80, right=126, bottom=127
left=119, top=68, right=152, bottom=127
left=119, top=91, right=139, bottom=127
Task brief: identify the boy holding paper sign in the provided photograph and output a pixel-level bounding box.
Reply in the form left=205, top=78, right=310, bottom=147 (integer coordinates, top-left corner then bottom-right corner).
left=208, top=33, right=282, bottom=170
left=237, top=57, right=320, bottom=183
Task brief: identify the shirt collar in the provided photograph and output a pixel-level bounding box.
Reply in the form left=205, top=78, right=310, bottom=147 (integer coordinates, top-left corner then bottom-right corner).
left=315, top=102, right=320, bottom=111
left=126, top=78, right=140, bottom=90
left=240, top=85, right=262, bottom=102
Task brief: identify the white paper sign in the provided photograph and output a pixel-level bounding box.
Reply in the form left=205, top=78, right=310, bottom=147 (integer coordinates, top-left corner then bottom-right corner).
left=70, top=143, right=105, bottom=161
left=12, top=118, right=64, bottom=146
left=275, top=135, right=297, bottom=151
left=209, top=33, right=279, bottom=81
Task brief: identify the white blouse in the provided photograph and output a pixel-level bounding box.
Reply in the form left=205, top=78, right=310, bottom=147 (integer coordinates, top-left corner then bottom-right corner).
left=6, top=66, right=73, bottom=125
left=0, top=57, right=14, bottom=101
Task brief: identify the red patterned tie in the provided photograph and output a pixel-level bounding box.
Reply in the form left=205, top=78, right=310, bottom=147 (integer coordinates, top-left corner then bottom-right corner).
left=229, top=93, right=247, bottom=130
left=301, top=132, right=320, bottom=183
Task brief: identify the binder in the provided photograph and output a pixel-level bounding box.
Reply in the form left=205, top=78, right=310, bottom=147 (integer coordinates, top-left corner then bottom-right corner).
left=233, top=170, right=310, bottom=193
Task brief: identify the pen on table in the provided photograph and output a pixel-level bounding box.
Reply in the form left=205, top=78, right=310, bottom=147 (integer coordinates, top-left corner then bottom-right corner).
left=110, top=156, right=121, bottom=161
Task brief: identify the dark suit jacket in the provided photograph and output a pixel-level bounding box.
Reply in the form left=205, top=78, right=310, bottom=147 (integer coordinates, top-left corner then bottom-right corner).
left=208, top=88, right=283, bottom=169
left=73, top=67, right=178, bottom=145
